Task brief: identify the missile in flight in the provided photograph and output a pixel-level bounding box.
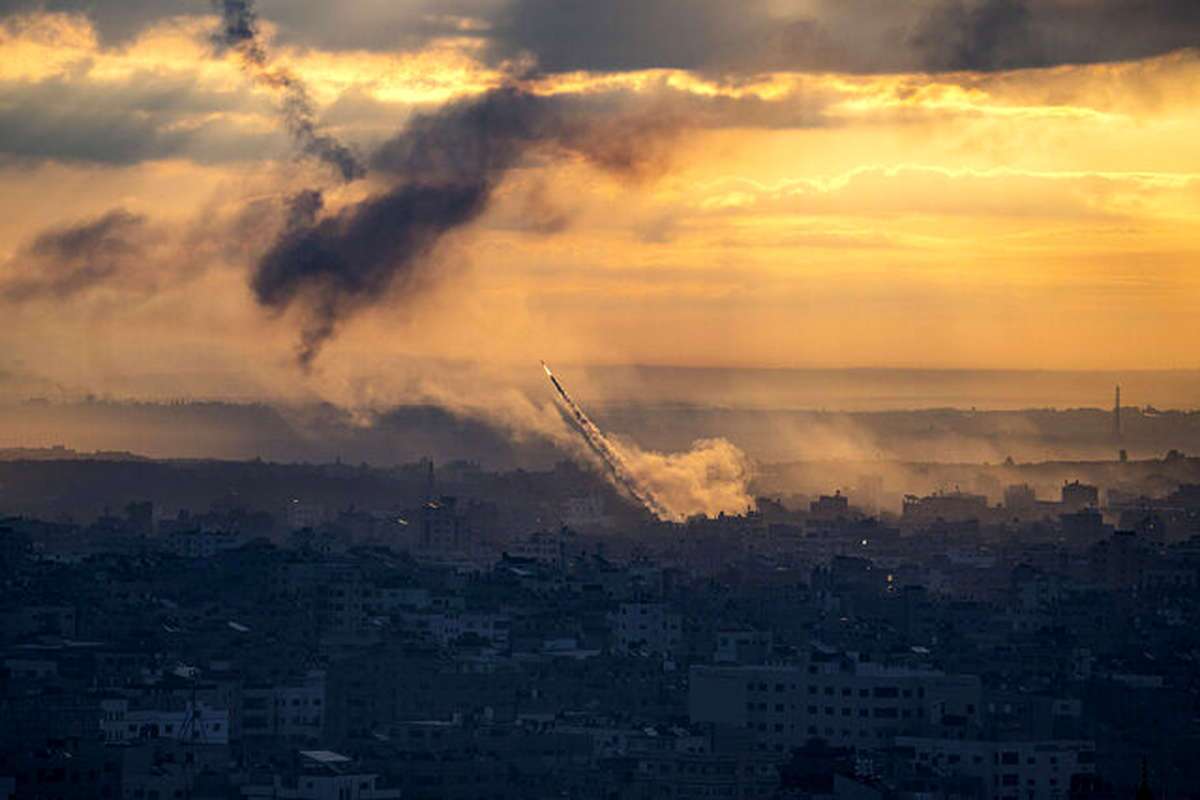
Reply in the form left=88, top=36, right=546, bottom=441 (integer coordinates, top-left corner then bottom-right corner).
left=541, top=361, right=671, bottom=520
left=542, top=360, right=569, bottom=401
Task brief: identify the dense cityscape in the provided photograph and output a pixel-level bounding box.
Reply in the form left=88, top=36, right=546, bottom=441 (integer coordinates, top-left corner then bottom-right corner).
left=2, top=393, right=1198, bottom=799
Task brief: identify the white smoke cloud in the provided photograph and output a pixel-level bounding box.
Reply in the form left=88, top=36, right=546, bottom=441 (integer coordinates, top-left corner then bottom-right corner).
left=614, top=435, right=755, bottom=521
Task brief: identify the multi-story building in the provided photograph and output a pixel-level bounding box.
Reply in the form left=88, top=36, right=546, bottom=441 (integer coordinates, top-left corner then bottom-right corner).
left=613, top=602, right=683, bottom=657
left=1003, top=485, right=1037, bottom=515
left=714, top=630, right=774, bottom=665
left=507, top=528, right=577, bottom=568
left=1061, top=482, right=1099, bottom=513
left=430, top=611, right=512, bottom=649
left=285, top=500, right=327, bottom=531
left=561, top=493, right=612, bottom=530
left=903, top=491, right=990, bottom=524
left=810, top=492, right=851, bottom=520
left=242, top=670, right=326, bottom=743
left=690, top=651, right=981, bottom=754
left=269, top=561, right=371, bottom=636
left=895, top=736, right=1096, bottom=800
left=99, top=699, right=230, bottom=745
left=420, top=497, right=469, bottom=553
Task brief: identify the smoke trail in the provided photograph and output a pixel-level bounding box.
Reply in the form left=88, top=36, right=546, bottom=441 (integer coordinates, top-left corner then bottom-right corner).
left=212, top=0, right=364, bottom=182
left=252, top=87, right=672, bottom=368
left=542, top=362, right=673, bottom=520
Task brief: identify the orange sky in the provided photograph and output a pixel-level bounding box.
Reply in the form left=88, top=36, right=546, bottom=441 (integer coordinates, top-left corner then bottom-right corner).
left=0, top=8, right=1198, bottom=405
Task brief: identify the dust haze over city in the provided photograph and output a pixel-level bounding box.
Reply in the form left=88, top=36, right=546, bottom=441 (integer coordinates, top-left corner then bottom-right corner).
left=1, top=1, right=1200, bottom=798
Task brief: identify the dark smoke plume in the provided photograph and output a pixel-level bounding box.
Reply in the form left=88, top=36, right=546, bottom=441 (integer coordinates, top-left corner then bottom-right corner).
left=2, top=209, right=149, bottom=301
left=252, top=87, right=671, bottom=369
left=212, top=0, right=364, bottom=182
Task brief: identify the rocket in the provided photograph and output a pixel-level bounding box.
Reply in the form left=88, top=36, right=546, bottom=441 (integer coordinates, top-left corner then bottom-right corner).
left=542, top=360, right=599, bottom=435
left=541, top=360, right=673, bottom=521
left=542, top=360, right=569, bottom=401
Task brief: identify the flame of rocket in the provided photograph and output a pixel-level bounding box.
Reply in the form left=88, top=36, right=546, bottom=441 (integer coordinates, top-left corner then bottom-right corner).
left=541, top=362, right=672, bottom=520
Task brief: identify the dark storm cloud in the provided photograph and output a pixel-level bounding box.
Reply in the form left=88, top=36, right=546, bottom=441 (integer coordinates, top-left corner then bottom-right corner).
left=482, top=0, right=919, bottom=75
left=0, top=2, right=363, bottom=173
left=2, top=209, right=148, bottom=300
left=486, top=0, right=762, bottom=75
left=251, top=87, right=677, bottom=368
left=486, top=0, right=1200, bottom=76
left=1032, top=0, right=1200, bottom=67
left=913, top=0, right=1035, bottom=72
left=4, top=0, right=1197, bottom=74
left=911, top=0, right=1200, bottom=72
left=0, top=0, right=196, bottom=43
left=0, top=0, right=489, bottom=51
left=0, top=74, right=282, bottom=165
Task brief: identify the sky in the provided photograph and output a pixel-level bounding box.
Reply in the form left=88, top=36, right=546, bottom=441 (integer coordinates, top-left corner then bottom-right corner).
left=1, top=0, right=1199, bottom=409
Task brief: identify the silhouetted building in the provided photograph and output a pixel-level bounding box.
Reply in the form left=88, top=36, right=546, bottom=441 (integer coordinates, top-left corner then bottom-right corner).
left=903, top=491, right=989, bottom=524
left=1062, top=481, right=1099, bottom=512
left=1004, top=484, right=1037, bottom=514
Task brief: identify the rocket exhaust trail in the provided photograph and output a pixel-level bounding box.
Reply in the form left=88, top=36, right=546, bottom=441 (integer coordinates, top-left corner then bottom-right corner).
left=541, top=362, right=672, bottom=520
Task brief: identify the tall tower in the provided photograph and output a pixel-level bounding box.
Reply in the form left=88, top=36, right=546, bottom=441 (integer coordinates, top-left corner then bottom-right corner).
left=1113, top=385, right=1122, bottom=441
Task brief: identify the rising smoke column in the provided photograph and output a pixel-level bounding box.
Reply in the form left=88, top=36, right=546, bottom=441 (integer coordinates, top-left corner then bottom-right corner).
left=212, top=0, right=364, bottom=182
left=251, top=86, right=670, bottom=368
left=542, top=362, right=673, bottom=520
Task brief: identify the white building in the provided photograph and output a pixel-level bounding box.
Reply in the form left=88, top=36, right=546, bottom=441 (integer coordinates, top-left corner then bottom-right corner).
left=243, top=670, right=326, bottom=742
left=562, top=494, right=612, bottom=529
left=242, top=751, right=400, bottom=800
left=275, top=671, right=327, bottom=742
left=100, top=699, right=230, bottom=745
left=896, top=736, right=1096, bottom=800
left=508, top=529, right=573, bottom=567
